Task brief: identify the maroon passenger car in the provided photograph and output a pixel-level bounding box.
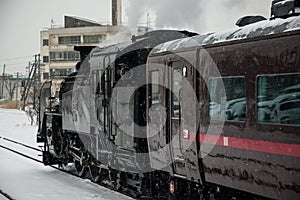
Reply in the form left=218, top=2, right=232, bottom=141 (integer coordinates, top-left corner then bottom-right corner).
left=147, top=13, right=300, bottom=200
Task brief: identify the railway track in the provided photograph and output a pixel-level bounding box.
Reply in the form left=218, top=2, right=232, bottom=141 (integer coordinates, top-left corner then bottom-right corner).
left=0, top=136, right=134, bottom=200
left=0, top=136, right=43, bottom=164
left=0, top=136, right=42, bottom=152
left=0, top=189, right=14, bottom=200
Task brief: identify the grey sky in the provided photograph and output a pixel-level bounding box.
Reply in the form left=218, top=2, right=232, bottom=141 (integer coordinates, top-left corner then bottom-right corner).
left=0, top=0, right=271, bottom=75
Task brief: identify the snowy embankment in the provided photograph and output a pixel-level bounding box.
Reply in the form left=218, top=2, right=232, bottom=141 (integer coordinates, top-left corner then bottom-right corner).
left=0, top=109, right=132, bottom=200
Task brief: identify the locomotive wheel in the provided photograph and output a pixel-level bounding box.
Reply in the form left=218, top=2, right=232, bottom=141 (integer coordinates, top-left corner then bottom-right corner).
left=89, top=164, right=101, bottom=183
left=74, top=160, right=87, bottom=177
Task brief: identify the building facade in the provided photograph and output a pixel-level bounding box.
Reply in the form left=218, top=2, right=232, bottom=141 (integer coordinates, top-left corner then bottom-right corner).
left=40, top=16, right=130, bottom=94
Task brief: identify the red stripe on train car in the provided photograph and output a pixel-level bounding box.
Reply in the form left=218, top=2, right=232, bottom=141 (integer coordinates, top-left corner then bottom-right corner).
left=198, top=133, right=300, bottom=157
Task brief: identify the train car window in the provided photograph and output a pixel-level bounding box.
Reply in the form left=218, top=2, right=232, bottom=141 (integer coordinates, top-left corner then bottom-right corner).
left=91, top=71, right=98, bottom=94
left=171, top=68, right=182, bottom=117
left=209, top=77, right=246, bottom=122
left=257, top=73, right=300, bottom=125
left=150, top=71, right=160, bottom=110
left=114, top=87, right=135, bottom=149
left=100, top=69, right=106, bottom=94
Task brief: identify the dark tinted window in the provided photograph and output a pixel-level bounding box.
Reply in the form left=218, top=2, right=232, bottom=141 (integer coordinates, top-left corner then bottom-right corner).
left=83, top=34, right=106, bottom=44
left=43, top=73, right=49, bottom=80
left=209, top=77, right=246, bottom=122
left=50, top=68, right=73, bottom=79
left=58, top=36, right=80, bottom=44
left=50, top=51, right=80, bottom=62
left=43, top=39, right=48, bottom=46
left=43, top=56, right=49, bottom=63
left=257, top=73, right=300, bottom=125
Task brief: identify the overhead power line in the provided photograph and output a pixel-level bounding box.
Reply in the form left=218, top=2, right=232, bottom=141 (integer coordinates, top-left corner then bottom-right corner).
left=0, top=55, right=33, bottom=62
left=0, top=62, right=29, bottom=67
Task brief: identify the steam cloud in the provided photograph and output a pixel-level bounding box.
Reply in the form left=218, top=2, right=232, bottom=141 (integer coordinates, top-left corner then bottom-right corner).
left=126, top=0, right=270, bottom=34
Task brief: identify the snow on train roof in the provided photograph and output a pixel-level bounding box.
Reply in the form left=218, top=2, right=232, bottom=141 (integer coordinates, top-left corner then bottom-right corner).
left=153, top=16, right=300, bottom=54
left=89, top=41, right=132, bottom=70
left=91, top=41, right=133, bottom=57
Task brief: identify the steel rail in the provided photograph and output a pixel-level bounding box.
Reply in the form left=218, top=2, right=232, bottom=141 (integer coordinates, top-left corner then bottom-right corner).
left=0, top=136, right=42, bottom=152
left=0, top=142, right=135, bottom=200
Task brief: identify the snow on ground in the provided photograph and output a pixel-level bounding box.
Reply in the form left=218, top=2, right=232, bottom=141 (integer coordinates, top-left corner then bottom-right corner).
left=0, top=109, right=37, bottom=146
left=0, top=108, right=41, bottom=162
left=0, top=109, right=132, bottom=200
left=0, top=193, right=9, bottom=200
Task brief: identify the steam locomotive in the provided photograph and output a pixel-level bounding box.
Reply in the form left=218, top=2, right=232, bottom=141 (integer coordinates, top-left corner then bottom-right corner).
left=37, top=0, right=300, bottom=199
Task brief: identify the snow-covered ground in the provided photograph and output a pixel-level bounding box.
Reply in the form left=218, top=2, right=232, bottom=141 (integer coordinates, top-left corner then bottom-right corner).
left=0, top=109, right=132, bottom=200
left=0, top=193, right=9, bottom=200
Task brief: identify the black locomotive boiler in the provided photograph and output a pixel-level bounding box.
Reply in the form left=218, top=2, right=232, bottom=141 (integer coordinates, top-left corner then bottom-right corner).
left=37, top=1, right=300, bottom=199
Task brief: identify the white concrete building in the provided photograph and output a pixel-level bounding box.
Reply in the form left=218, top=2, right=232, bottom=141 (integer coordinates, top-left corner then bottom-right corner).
left=40, top=15, right=130, bottom=94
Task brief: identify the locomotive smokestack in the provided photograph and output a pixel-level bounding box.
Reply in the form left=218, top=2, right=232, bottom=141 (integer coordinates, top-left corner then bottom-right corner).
left=112, top=0, right=122, bottom=26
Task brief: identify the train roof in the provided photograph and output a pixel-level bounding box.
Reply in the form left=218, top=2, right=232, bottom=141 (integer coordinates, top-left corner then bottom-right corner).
left=152, top=16, right=300, bottom=54
left=90, top=30, right=197, bottom=56
left=88, top=30, right=197, bottom=69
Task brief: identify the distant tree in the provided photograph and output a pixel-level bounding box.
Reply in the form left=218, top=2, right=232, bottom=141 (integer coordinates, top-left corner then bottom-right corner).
left=4, top=78, right=17, bottom=100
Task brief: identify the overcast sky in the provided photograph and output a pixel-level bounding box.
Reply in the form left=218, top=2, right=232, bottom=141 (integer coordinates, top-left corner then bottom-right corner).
left=0, top=0, right=271, bottom=75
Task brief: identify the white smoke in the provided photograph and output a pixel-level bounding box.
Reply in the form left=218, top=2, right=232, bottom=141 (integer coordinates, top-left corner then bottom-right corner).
left=99, top=29, right=132, bottom=47
left=125, top=0, right=271, bottom=34
left=126, top=0, right=204, bottom=31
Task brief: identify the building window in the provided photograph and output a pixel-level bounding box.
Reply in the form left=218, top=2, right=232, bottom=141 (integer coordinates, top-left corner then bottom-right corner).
left=43, top=39, right=49, bottom=46
left=43, top=73, right=49, bottom=80
left=83, top=34, right=106, bottom=44
left=257, top=73, right=300, bottom=125
left=50, top=68, right=73, bottom=79
left=50, top=51, right=80, bottom=62
left=209, top=77, right=246, bottom=122
left=43, top=56, right=49, bottom=63
left=58, top=36, right=81, bottom=44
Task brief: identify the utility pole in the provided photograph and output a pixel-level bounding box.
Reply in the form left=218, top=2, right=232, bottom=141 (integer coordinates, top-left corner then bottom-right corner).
left=1, top=64, right=5, bottom=99
left=37, top=54, right=41, bottom=90
left=33, top=55, right=37, bottom=109
left=15, top=72, right=19, bottom=109
left=21, top=54, right=40, bottom=110
left=22, top=62, right=30, bottom=109
left=22, top=62, right=31, bottom=108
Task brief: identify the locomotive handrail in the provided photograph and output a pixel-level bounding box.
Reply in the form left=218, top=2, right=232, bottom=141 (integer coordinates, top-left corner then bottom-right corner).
left=44, top=112, right=62, bottom=116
